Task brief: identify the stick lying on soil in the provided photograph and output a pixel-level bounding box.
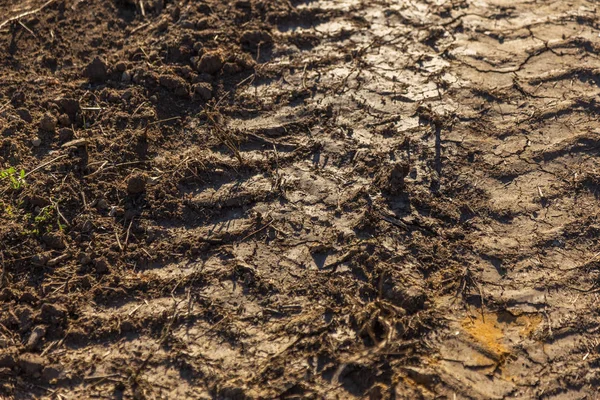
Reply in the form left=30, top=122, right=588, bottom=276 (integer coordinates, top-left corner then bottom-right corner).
left=0, top=0, right=58, bottom=30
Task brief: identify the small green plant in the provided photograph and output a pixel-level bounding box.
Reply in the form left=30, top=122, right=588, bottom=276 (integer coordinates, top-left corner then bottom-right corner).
left=0, top=167, right=25, bottom=189
left=23, top=205, right=65, bottom=236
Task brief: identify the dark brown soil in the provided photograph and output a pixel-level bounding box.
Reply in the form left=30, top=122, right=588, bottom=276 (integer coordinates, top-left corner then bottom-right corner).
left=1, top=0, right=600, bottom=398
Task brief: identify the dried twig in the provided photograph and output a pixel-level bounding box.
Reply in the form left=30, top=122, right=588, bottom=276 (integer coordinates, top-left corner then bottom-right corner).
left=0, top=0, right=58, bottom=30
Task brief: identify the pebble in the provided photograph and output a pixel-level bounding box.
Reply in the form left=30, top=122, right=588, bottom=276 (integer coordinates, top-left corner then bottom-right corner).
left=26, top=325, right=46, bottom=351
left=31, top=137, right=42, bottom=147
left=121, top=71, right=132, bottom=83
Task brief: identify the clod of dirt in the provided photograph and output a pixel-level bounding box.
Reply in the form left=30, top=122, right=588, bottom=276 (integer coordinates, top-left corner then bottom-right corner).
left=121, top=71, right=132, bottom=83
left=0, top=353, right=16, bottom=369
left=378, top=163, right=410, bottom=195
left=196, top=52, right=223, bottom=74
left=54, top=97, right=80, bottom=117
left=159, top=74, right=190, bottom=97
left=115, top=61, right=127, bottom=72
left=84, top=57, right=108, bottom=82
left=93, top=258, right=110, bottom=274
left=40, top=303, right=67, bottom=325
left=17, top=354, right=46, bottom=377
left=11, top=91, right=25, bottom=106
left=240, top=29, right=273, bottom=49
left=0, top=288, right=12, bottom=302
left=394, top=286, right=427, bottom=314
left=16, top=108, right=32, bottom=123
left=58, top=128, right=74, bottom=142
left=16, top=306, right=34, bottom=332
left=58, top=114, right=70, bottom=127
left=41, top=232, right=66, bottom=250
left=96, top=198, right=109, bottom=210
left=26, top=326, right=46, bottom=351
left=126, top=173, right=147, bottom=195
left=193, top=82, right=213, bottom=101
left=39, top=113, right=57, bottom=132
left=41, top=364, right=64, bottom=383
left=27, top=195, right=50, bottom=208
left=222, top=62, right=241, bottom=75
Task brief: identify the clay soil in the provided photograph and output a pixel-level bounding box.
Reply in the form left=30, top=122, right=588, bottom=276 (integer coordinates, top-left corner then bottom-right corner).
left=1, top=0, right=600, bottom=398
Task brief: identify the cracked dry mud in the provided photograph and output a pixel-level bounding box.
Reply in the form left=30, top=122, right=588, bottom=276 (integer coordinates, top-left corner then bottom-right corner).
left=1, top=0, right=600, bottom=398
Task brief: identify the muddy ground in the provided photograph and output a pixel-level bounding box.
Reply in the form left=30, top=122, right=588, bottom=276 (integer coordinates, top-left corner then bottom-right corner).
left=1, top=0, right=600, bottom=398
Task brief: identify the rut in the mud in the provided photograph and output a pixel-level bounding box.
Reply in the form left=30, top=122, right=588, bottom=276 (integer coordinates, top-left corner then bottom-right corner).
left=1, top=0, right=600, bottom=398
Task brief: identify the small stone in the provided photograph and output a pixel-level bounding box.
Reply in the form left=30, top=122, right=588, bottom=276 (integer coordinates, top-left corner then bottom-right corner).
left=180, top=20, right=195, bottom=29
left=16, top=108, right=32, bottom=123
left=121, top=71, right=132, bottom=83
left=127, top=173, right=147, bottom=194
left=39, top=113, right=57, bottom=132
left=193, top=82, right=213, bottom=101
left=18, top=353, right=46, bottom=376
left=196, top=52, right=223, bottom=75
left=84, top=57, right=108, bottom=82
left=26, top=326, right=46, bottom=351
left=31, top=137, right=42, bottom=147
left=121, top=89, right=133, bottom=101
left=96, top=198, right=109, bottom=210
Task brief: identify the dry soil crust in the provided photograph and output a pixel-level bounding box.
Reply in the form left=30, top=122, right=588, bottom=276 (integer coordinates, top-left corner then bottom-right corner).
left=1, top=0, right=600, bottom=399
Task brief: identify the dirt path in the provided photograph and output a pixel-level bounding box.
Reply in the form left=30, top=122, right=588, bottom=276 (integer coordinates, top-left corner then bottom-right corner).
left=1, top=0, right=600, bottom=398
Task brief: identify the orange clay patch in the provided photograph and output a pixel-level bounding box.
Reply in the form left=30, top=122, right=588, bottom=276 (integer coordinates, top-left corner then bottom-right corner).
left=461, top=314, right=508, bottom=357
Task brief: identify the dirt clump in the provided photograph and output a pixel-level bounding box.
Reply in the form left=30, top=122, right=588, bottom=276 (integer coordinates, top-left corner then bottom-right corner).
left=84, top=57, right=108, bottom=82
left=196, top=52, right=223, bottom=74
left=1, top=0, right=599, bottom=398
left=39, top=113, right=57, bottom=132
left=126, top=173, right=147, bottom=195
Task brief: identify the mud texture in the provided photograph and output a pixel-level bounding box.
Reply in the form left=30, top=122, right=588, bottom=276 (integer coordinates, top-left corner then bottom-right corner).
left=1, top=0, right=600, bottom=398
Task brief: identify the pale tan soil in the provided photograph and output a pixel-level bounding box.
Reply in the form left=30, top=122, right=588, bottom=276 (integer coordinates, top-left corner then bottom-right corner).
left=1, top=0, right=600, bottom=399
